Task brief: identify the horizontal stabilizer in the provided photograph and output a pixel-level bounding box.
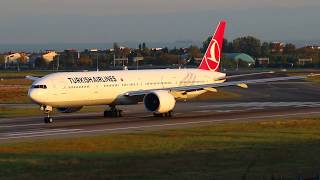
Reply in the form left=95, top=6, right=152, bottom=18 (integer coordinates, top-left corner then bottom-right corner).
left=237, top=83, right=248, bottom=88
left=26, top=76, right=40, bottom=81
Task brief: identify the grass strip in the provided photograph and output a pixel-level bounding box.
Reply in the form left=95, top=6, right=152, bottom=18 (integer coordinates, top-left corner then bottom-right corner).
left=0, top=118, right=320, bottom=179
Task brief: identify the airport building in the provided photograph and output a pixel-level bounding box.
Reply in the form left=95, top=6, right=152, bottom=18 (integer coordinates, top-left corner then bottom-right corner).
left=256, top=57, right=270, bottom=65
left=42, top=51, right=58, bottom=63
left=305, top=45, right=320, bottom=50
left=5, top=52, right=22, bottom=63
left=298, top=58, right=313, bottom=65
left=225, top=53, right=255, bottom=66
left=270, top=42, right=285, bottom=53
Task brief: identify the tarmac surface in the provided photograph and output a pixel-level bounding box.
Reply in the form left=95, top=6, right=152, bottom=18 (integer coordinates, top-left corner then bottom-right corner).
left=1, top=72, right=320, bottom=143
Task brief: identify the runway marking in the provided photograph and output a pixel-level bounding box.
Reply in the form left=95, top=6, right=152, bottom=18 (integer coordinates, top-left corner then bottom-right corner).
left=2, top=128, right=50, bottom=134
left=215, top=109, right=247, bottom=113
left=4, top=128, right=83, bottom=137
left=246, top=107, right=265, bottom=110
left=193, top=110, right=213, bottom=113
left=0, top=123, right=44, bottom=128
left=199, top=102, right=320, bottom=108
left=197, top=107, right=265, bottom=113
left=1, top=111, right=320, bottom=140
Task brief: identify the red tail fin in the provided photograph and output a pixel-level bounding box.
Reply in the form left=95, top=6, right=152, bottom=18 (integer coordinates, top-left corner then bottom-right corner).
left=198, top=20, right=226, bottom=72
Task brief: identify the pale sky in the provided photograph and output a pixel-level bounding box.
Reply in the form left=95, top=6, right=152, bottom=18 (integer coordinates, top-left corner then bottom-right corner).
left=0, top=0, right=319, bottom=44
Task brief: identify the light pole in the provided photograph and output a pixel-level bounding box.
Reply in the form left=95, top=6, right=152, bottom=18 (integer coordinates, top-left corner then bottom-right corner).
left=56, top=54, right=60, bottom=71
left=113, top=53, right=116, bottom=68
left=136, top=58, right=139, bottom=70
left=96, top=54, right=99, bottom=71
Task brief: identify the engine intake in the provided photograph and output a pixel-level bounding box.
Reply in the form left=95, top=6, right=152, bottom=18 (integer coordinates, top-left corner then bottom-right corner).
left=144, top=91, right=176, bottom=113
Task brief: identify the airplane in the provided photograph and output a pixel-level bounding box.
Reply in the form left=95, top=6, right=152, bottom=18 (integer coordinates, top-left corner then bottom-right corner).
left=27, top=20, right=305, bottom=123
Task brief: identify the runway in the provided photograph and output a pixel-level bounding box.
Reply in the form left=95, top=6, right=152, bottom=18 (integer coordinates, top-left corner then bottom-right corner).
left=1, top=74, right=320, bottom=143
left=1, top=101, right=320, bottom=143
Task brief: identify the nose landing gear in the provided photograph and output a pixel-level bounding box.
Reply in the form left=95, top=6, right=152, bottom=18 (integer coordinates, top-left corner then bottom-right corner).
left=44, top=116, right=53, bottom=123
left=41, top=105, right=53, bottom=123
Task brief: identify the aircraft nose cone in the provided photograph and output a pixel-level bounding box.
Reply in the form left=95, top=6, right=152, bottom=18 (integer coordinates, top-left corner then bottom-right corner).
left=28, top=89, right=42, bottom=104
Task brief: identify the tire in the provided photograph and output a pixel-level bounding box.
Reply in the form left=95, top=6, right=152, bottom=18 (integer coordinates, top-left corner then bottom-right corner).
left=104, top=110, right=122, bottom=118
left=44, top=117, right=53, bottom=123
left=104, top=111, right=112, bottom=117
left=118, top=110, right=122, bottom=117
left=111, top=111, right=117, bottom=117
left=48, top=117, right=53, bottom=123
left=44, top=117, right=48, bottom=123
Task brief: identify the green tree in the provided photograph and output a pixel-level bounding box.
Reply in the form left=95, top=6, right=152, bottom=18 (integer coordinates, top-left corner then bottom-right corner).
left=79, top=55, right=93, bottom=67
left=121, top=47, right=131, bottom=58
left=98, top=53, right=112, bottom=70
left=35, top=57, right=48, bottom=69
left=169, top=47, right=179, bottom=54
left=283, top=43, right=296, bottom=54
left=233, top=36, right=261, bottom=57
left=202, top=37, right=230, bottom=53
left=142, top=42, right=146, bottom=50
left=261, top=42, right=270, bottom=57
left=222, top=39, right=230, bottom=53
left=143, top=54, right=180, bottom=65
left=0, top=55, right=5, bottom=66
left=188, top=46, right=201, bottom=59
left=138, top=43, right=142, bottom=51
left=221, top=55, right=236, bottom=69
left=159, top=54, right=180, bottom=65
left=202, top=36, right=212, bottom=53
left=141, top=42, right=150, bottom=56
left=64, top=58, right=76, bottom=69
left=162, top=47, right=169, bottom=54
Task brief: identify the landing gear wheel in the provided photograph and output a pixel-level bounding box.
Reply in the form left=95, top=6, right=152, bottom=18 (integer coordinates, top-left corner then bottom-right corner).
left=104, top=111, right=111, bottom=117
left=111, top=111, right=117, bottom=117
left=40, top=105, right=53, bottom=124
left=117, top=110, right=123, bottom=117
left=44, top=117, right=53, bottom=123
left=154, top=111, right=173, bottom=117
left=104, top=106, right=123, bottom=118
left=166, top=111, right=173, bottom=117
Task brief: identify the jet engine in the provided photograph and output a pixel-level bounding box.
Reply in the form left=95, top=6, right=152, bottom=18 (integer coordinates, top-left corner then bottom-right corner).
left=57, top=106, right=83, bottom=113
left=144, top=91, right=176, bottom=113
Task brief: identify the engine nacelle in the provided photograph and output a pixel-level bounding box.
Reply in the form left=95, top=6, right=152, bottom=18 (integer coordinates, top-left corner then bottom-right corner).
left=57, top=106, right=83, bottom=113
left=144, top=91, right=176, bottom=113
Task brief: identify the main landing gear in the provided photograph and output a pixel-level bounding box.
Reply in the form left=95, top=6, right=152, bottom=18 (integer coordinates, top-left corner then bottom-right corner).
left=104, top=105, right=123, bottom=118
left=153, top=111, right=173, bottom=117
left=41, top=105, right=53, bottom=123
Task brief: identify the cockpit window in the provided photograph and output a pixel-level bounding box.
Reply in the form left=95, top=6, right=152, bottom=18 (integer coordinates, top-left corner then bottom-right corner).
left=31, top=85, right=47, bottom=89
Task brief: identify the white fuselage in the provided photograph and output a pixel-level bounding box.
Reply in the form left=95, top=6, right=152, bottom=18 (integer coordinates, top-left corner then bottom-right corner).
left=28, top=69, right=226, bottom=108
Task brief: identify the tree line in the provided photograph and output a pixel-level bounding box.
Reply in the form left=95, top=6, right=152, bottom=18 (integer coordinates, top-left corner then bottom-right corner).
left=1, top=36, right=320, bottom=70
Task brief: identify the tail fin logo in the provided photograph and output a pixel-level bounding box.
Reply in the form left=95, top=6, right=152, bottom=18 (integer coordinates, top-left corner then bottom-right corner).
left=205, top=39, right=220, bottom=71
left=198, top=20, right=226, bottom=72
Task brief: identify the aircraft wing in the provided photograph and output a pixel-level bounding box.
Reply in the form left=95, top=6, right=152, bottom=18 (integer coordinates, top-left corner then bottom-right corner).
left=26, top=76, right=40, bottom=81
left=227, top=71, right=274, bottom=79
left=125, top=75, right=306, bottom=96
